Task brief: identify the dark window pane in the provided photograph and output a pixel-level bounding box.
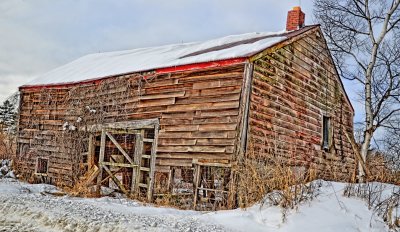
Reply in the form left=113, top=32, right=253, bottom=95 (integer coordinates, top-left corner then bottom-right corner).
left=322, top=116, right=330, bottom=150
left=36, top=158, right=48, bottom=174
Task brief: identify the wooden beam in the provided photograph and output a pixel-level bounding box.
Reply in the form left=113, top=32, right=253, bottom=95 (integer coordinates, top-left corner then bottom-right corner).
left=80, top=118, right=160, bottom=132
left=105, top=132, right=134, bottom=165
left=132, top=131, right=143, bottom=192
left=102, top=165, right=129, bottom=195
left=100, top=162, right=138, bottom=168
left=235, top=62, right=254, bottom=162
left=143, top=138, right=154, bottom=143
left=84, top=165, right=99, bottom=186
left=87, top=134, right=95, bottom=169
left=229, top=62, right=253, bottom=209
left=96, top=129, right=106, bottom=194
left=193, top=165, right=201, bottom=209
left=196, top=187, right=229, bottom=193
left=192, top=160, right=232, bottom=168
left=100, top=167, right=123, bottom=184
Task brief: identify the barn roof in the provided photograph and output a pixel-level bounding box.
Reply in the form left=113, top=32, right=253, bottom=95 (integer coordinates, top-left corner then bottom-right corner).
left=21, top=26, right=317, bottom=88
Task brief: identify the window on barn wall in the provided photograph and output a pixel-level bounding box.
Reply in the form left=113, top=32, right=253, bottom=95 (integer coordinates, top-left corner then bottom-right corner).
left=322, top=116, right=331, bottom=150
left=35, top=158, right=49, bottom=175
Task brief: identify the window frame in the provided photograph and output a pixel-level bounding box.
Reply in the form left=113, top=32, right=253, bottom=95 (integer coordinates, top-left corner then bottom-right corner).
left=322, top=116, right=331, bottom=151
left=35, top=157, right=49, bottom=176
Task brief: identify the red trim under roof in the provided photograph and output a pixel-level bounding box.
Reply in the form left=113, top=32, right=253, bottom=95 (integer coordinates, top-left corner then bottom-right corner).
left=155, top=58, right=247, bottom=74
left=19, top=58, right=248, bottom=90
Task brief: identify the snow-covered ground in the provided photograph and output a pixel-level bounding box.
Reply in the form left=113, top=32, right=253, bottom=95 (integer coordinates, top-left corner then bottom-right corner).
left=0, top=178, right=398, bottom=232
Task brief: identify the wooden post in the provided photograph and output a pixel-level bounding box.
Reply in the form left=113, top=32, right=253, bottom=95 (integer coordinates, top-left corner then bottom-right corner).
left=193, top=164, right=201, bottom=209
left=87, top=134, right=94, bottom=169
left=96, top=129, right=106, bottom=195
left=147, top=124, right=159, bottom=202
left=106, top=132, right=135, bottom=165
left=103, top=165, right=129, bottom=195
left=132, top=131, right=143, bottom=193
left=236, top=63, right=254, bottom=163
left=230, top=62, right=254, bottom=208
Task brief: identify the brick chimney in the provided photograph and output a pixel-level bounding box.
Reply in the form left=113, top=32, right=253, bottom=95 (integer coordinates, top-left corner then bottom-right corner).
left=286, top=6, right=305, bottom=31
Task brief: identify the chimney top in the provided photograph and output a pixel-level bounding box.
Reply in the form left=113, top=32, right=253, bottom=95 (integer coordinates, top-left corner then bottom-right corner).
left=286, top=6, right=305, bottom=31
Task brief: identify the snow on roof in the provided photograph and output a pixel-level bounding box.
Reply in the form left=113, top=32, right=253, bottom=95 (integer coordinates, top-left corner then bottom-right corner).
left=22, top=28, right=308, bottom=87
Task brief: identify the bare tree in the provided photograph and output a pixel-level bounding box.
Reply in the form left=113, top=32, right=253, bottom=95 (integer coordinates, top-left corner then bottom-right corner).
left=381, top=121, right=400, bottom=171
left=314, top=0, right=400, bottom=181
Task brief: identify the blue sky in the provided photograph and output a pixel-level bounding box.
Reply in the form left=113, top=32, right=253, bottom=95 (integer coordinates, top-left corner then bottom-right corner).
left=0, top=0, right=363, bottom=122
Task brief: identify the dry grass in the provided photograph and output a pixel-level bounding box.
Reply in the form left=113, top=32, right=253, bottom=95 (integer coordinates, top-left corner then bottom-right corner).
left=63, top=180, right=99, bottom=198
left=234, top=157, right=320, bottom=206
left=0, top=130, right=15, bottom=160
left=367, top=153, right=400, bottom=185
left=231, top=139, right=322, bottom=216
left=154, top=193, right=193, bottom=210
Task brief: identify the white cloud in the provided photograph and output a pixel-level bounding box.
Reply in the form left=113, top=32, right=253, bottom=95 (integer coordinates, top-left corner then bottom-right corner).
left=0, top=75, right=35, bottom=101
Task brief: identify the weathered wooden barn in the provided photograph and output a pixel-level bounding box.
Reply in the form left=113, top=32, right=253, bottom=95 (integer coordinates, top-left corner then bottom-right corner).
left=17, top=7, right=356, bottom=209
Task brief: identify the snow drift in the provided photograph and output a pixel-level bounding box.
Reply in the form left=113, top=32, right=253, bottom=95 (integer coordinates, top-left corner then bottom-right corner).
left=0, top=179, right=398, bottom=231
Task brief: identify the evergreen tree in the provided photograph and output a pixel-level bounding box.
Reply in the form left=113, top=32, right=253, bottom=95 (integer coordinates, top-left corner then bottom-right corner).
left=0, top=100, right=16, bottom=133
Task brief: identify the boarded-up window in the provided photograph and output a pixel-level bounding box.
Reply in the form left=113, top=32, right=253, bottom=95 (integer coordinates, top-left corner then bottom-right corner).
left=322, top=116, right=330, bottom=150
left=36, top=158, right=48, bottom=174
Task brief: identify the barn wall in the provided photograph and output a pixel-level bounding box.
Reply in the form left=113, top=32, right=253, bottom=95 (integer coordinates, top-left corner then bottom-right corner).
left=247, top=31, right=356, bottom=180
left=17, top=64, right=246, bottom=185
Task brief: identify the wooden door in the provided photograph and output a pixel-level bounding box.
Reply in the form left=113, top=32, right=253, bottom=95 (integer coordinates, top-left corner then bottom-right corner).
left=93, top=120, right=159, bottom=201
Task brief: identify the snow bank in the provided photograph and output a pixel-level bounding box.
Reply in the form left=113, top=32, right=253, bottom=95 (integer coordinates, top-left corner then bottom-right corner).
left=203, top=181, right=396, bottom=232
left=0, top=179, right=224, bottom=232
left=0, top=180, right=398, bottom=231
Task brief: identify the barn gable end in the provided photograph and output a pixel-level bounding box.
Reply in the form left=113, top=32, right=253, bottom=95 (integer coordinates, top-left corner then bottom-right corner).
left=245, top=28, right=355, bottom=181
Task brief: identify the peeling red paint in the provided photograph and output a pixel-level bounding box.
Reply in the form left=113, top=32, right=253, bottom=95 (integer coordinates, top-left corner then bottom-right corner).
left=19, top=58, right=248, bottom=90
left=155, top=58, right=247, bottom=75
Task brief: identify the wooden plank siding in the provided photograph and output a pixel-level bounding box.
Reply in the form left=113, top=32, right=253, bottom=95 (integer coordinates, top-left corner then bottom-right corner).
left=16, top=28, right=357, bottom=189
left=16, top=64, right=246, bottom=185
left=247, top=31, right=356, bottom=181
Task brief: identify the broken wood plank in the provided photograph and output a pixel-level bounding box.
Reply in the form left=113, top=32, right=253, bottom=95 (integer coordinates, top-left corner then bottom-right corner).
left=84, top=165, right=99, bottom=186
left=100, top=162, right=138, bottom=168
left=105, top=132, right=134, bottom=165
left=102, top=165, right=129, bottom=195
left=157, top=145, right=226, bottom=153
